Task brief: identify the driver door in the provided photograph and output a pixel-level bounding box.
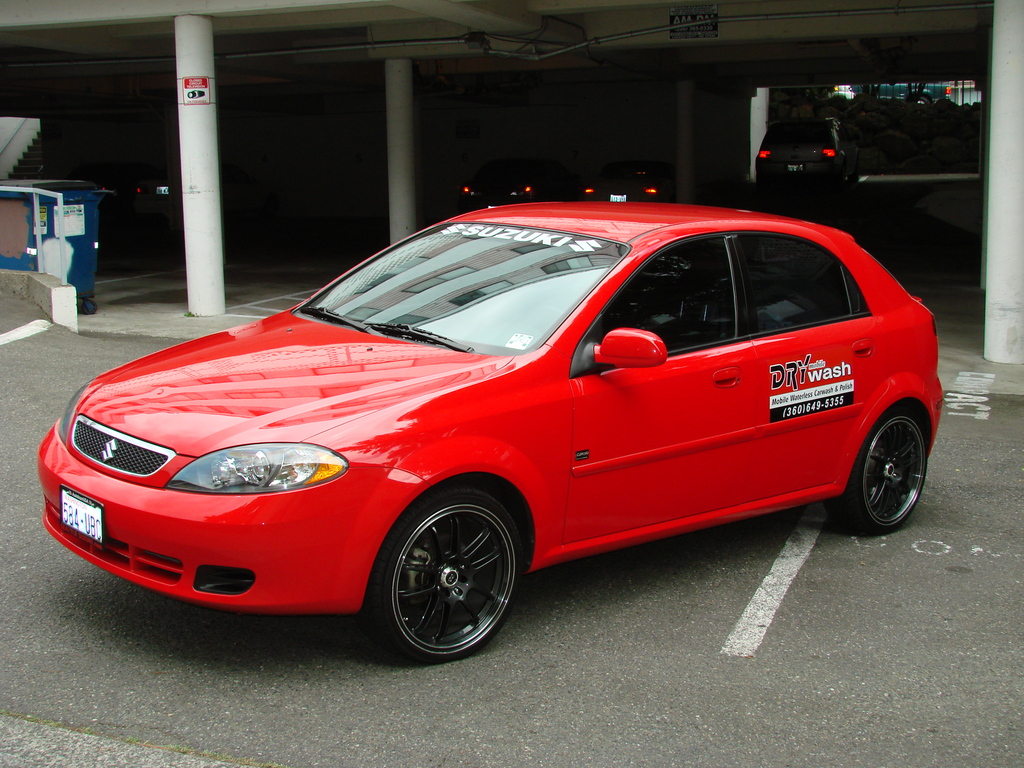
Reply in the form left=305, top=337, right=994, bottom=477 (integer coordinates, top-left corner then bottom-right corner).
left=565, top=236, right=760, bottom=543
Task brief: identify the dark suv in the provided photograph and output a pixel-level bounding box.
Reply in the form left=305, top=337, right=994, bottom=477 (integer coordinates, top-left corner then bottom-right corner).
left=755, top=119, right=859, bottom=190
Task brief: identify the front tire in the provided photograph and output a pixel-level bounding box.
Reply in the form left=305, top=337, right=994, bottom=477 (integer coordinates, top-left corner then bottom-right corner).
left=359, top=486, right=522, bottom=663
left=826, top=407, right=928, bottom=534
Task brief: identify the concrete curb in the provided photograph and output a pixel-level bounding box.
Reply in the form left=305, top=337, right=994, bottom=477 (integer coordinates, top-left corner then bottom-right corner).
left=0, top=269, right=78, bottom=333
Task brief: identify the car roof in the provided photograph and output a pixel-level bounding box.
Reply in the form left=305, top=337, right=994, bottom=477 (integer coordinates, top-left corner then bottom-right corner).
left=447, top=202, right=821, bottom=243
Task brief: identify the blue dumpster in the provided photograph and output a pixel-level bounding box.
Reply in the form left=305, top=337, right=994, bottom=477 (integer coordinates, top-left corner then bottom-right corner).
left=0, top=179, right=110, bottom=314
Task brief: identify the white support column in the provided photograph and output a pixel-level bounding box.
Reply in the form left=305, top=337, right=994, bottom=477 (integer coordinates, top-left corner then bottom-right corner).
left=175, top=14, right=225, bottom=316
left=750, top=87, right=770, bottom=181
left=984, top=0, right=1024, bottom=363
left=676, top=79, right=696, bottom=205
left=386, top=59, right=417, bottom=243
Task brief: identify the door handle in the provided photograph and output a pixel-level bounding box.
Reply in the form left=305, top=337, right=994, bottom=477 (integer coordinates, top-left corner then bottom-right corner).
left=713, top=367, right=742, bottom=387
left=853, top=338, right=874, bottom=357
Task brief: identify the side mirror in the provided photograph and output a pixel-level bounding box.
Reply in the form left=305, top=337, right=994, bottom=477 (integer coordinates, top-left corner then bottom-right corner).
left=593, top=328, right=667, bottom=369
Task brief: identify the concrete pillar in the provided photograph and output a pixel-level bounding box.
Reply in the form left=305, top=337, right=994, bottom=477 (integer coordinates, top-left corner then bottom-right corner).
left=750, top=87, right=770, bottom=181
left=984, top=0, right=1024, bottom=364
left=676, top=80, right=696, bottom=204
left=385, top=59, right=417, bottom=242
left=175, top=14, right=225, bottom=316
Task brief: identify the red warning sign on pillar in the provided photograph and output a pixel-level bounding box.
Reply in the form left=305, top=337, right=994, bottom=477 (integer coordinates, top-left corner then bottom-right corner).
left=181, top=76, right=212, bottom=105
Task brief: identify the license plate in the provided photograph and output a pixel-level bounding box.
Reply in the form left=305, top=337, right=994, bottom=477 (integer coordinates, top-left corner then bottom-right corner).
left=787, top=164, right=804, bottom=172
left=610, top=194, right=627, bottom=202
left=61, top=487, right=104, bottom=544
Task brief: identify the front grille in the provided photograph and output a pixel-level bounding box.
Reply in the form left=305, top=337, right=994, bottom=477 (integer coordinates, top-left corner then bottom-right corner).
left=72, top=416, right=175, bottom=476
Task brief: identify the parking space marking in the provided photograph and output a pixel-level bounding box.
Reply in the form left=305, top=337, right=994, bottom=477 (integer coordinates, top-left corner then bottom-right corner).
left=94, top=270, right=184, bottom=284
left=945, top=371, right=996, bottom=420
left=227, top=291, right=319, bottom=317
left=0, top=320, right=51, bottom=347
left=720, top=506, right=825, bottom=658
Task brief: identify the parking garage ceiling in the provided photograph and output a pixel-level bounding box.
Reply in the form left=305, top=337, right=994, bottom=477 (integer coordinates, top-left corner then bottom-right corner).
left=0, top=0, right=995, bottom=120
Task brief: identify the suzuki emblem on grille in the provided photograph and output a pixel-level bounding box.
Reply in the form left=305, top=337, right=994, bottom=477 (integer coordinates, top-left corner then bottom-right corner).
left=101, top=438, right=119, bottom=462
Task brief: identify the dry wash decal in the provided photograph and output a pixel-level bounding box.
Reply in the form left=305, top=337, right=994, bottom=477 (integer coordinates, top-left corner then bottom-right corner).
left=769, top=353, right=854, bottom=423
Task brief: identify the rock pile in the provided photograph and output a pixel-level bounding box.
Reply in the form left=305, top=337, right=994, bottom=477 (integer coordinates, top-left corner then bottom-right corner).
left=769, top=91, right=982, bottom=174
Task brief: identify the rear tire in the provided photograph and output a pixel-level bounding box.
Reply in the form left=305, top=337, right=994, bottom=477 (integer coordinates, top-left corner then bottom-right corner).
left=826, top=407, right=928, bottom=534
left=359, top=485, right=522, bottom=663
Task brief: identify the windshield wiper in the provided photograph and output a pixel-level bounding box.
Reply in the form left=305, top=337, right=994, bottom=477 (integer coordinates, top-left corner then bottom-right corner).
left=301, top=305, right=370, bottom=332
left=365, top=322, right=475, bottom=353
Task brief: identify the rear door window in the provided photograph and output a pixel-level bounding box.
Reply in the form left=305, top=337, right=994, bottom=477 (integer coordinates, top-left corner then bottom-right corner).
left=734, top=234, right=865, bottom=332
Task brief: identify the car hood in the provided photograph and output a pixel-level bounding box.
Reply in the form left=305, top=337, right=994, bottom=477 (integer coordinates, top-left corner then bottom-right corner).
left=79, top=312, right=515, bottom=457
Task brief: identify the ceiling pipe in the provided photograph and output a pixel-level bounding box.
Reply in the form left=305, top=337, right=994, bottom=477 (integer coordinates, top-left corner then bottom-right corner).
left=488, top=1, right=994, bottom=62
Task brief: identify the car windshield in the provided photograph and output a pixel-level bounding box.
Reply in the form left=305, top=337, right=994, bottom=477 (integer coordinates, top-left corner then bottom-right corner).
left=303, top=221, right=628, bottom=355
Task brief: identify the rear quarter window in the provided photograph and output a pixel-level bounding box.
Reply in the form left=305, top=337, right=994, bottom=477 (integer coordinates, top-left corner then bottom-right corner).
left=734, top=234, right=866, bottom=332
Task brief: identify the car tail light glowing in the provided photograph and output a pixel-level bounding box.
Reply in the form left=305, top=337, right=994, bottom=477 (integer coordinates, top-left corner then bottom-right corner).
left=644, top=187, right=658, bottom=195
left=758, top=150, right=771, bottom=159
left=822, top=148, right=837, bottom=157
left=584, top=187, right=595, bottom=195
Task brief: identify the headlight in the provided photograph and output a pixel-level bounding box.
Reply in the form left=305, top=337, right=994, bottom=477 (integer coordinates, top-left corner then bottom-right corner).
left=58, top=382, right=91, bottom=444
left=167, top=444, right=348, bottom=494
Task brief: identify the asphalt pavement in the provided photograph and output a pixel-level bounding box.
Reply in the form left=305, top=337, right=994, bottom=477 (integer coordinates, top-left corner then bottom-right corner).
left=1, top=177, right=1021, bottom=768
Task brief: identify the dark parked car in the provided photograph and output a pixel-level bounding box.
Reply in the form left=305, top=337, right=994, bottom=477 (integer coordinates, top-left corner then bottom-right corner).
left=582, top=161, right=676, bottom=203
left=756, top=119, right=859, bottom=190
left=65, top=161, right=165, bottom=224
left=458, top=158, right=580, bottom=212
left=134, top=163, right=278, bottom=221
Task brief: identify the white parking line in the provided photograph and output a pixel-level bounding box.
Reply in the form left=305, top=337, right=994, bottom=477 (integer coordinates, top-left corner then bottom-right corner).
left=227, top=291, right=319, bottom=317
left=720, top=506, right=825, bottom=657
left=94, top=270, right=184, bottom=284
left=0, top=320, right=51, bottom=346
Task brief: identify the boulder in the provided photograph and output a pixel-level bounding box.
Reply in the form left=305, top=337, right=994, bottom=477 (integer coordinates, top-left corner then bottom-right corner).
left=856, top=145, right=890, bottom=174
left=874, top=129, right=919, bottom=162
left=929, top=135, right=966, bottom=166
left=899, top=154, right=943, bottom=174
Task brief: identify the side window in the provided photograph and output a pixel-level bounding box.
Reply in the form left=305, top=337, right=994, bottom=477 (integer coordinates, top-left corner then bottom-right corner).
left=603, top=236, right=736, bottom=352
left=736, top=235, right=855, bottom=332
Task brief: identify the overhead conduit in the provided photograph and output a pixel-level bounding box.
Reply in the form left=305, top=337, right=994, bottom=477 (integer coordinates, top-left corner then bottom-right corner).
left=0, top=2, right=994, bottom=68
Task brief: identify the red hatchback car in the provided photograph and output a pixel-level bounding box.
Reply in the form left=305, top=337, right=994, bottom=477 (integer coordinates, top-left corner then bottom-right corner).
left=39, top=203, right=942, bottom=662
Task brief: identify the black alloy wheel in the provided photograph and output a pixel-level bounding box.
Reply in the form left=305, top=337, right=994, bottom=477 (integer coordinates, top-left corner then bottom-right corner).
left=360, top=486, right=521, bottom=663
left=826, top=407, right=928, bottom=534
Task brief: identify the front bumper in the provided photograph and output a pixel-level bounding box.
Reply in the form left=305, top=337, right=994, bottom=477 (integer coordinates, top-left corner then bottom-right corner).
left=38, top=427, right=424, bottom=615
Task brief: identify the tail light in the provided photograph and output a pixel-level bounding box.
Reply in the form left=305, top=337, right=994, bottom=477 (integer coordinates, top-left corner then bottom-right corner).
left=644, top=187, right=658, bottom=195
left=822, top=148, right=837, bottom=157
left=758, top=150, right=771, bottom=159
left=583, top=187, right=595, bottom=195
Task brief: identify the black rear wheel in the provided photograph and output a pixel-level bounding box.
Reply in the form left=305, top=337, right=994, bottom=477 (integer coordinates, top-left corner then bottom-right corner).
left=359, top=486, right=522, bottom=663
left=826, top=407, right=928, bottom=534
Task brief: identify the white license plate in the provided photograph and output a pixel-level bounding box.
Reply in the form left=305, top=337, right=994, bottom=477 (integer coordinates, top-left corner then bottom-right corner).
left=787, top=164, right=804, bottom=172
left=610, top=194, right=628, bottom=202
left=61, top=487, right=104, bottom=543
